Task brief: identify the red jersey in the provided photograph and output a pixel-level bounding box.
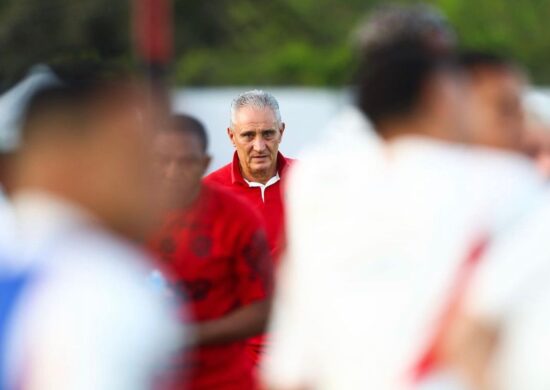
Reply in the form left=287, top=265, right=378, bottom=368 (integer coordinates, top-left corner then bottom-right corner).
left=204, top=152, right=293, bottom=260
left=204, top=152, right=293, bottom=365
left=150, top=183, right=273, bottom=390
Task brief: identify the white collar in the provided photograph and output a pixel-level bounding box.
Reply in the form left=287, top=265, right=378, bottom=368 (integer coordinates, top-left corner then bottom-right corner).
left=244, top=173, right=281, bottom=202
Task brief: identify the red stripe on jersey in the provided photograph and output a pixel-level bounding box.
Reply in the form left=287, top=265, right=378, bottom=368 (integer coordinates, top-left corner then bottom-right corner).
left=411, top=233, right=490, bottom=382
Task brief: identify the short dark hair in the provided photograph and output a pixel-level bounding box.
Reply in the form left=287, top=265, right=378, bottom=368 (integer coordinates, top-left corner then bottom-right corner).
left=459, top=51, right=519, bottom=74
left=171, top=114, right=209, bottom=153
left=356, top=4, right=455, bottom=57
left=356, top=42, right=456, bottom=130
left=21, top=64, right=132, bottom=141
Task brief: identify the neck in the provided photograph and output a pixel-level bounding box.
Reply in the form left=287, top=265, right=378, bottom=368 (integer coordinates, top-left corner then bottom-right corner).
left=181, top=186, right=201, bottom=209
left=241, top=164, right=277, bottom=185
left=166, top=185, right=202, bottom=212
left=378, top=117, right=454, bottom=143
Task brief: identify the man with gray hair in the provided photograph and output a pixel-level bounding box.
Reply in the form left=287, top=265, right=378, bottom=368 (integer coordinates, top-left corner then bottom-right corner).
left=205, top=89, right=292, bottom=258
left=204, top=89, right=293, bottom=365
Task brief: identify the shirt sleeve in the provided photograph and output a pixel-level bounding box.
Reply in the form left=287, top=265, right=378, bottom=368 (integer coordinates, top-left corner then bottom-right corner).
left=233, top=210, right=274, bottom=306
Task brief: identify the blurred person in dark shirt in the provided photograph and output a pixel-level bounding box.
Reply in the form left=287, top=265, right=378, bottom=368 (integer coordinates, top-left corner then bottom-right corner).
left=150, top=114, right=273, bottom=390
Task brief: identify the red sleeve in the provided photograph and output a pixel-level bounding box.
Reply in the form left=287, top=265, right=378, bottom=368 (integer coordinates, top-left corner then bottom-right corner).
left=233, top=214, right=274, bottom=305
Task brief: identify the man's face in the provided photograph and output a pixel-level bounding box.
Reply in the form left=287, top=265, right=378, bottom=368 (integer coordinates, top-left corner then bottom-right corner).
left=422, top=70, right=469, bottom=142
left=82, top=84, right=164, bottom=240
left=153, top=130, right=209, bottom=208
left=228, top=106, right=284, bottom=181
left=464, top=67, right=525, bottom=151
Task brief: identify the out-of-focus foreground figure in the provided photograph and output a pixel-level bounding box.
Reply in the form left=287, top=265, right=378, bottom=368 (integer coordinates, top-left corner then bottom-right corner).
left=149, top=115, right=273, bottom=390
left=264, top=4, right=548, bottom=390
left=0, top=66, right=55, bottom=254
left=0, top=67, right=182, bottom=390
left=523, top=91, right=550, bottom=178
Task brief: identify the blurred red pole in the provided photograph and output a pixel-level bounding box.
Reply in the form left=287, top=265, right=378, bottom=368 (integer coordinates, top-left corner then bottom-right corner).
left=132, top=0, right=174, bottom=125
left=132, top=0, right=174, bottom=79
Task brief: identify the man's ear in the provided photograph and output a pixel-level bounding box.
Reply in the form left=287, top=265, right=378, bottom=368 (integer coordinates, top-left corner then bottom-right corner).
left=227, top=127, right=236, bottom=147
left=279, top=122, right=286, bottom=139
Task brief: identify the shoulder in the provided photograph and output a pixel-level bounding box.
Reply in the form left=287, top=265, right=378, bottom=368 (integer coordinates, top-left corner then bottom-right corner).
left=462, top=147, right=544, bottom=214
left=10, top=236, right=182, bottom=388
left=204, top=162, right=233, bottom=185
left=282, top=156, right=296, bottom=166
left=35, top=231, right=174, bottom=326
left=14, top=230, right=181, bottom=345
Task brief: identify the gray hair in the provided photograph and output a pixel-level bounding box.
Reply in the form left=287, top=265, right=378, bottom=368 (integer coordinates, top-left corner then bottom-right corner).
left=230, top=89, right=282, bottom=128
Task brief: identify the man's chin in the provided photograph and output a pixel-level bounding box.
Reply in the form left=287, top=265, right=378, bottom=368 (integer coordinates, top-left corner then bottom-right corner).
left=249, top=164, right=270, bottom=175
left=249, top=157, right=272, bottom=168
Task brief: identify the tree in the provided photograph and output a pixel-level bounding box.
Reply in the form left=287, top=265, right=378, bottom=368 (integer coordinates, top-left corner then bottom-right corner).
left=0, top=0, right=131, bottom=90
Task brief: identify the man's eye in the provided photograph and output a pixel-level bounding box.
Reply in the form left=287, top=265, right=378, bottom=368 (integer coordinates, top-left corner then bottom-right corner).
left=264, top=131, right=275, bottom=139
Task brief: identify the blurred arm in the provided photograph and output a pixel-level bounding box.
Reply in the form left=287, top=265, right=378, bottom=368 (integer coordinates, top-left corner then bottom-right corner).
left=194, top=216, right=273, bottom=346
left=192, top=298, right=271, bottom=346
left=440, top=313, right=498, bottom=390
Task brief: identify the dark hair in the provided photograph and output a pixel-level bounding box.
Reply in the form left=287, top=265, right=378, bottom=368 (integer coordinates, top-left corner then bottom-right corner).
left=459, top=51, right=518, bottom=73
left=356, top=42, right=456, bottom=130
left=171, top=114, right=209, bottom=153
left=21, top=66, right=131, bottom=140
left=356, top=4, right=455, bottom=57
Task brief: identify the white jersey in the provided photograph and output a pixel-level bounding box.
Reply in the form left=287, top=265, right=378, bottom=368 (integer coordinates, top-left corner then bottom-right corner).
left=4, top=191, right=182, bottom=390
left=465, top=187, right=550, bottom=390
left=263, top=108, right=545, bottom=390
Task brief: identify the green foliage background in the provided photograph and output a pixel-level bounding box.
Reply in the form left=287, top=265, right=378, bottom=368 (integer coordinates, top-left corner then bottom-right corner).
left=0, top=0, right=549, bottom=89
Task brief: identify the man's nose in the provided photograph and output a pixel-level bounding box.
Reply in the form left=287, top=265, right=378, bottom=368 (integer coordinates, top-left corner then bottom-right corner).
left=252, top=137, right=266, bottom=152
left=164, top=162, right=178, bottom=179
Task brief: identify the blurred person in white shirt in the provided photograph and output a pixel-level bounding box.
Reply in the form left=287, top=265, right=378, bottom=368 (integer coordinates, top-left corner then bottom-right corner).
left=427, top=54, right=550, bottom=390
left=263, top=6, right=546, bottom=390
left=0, top=66, right=58, bottom=257
left=523, top=91, right=550, bottom=178
left=1, top=66, right=182, bottom=390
